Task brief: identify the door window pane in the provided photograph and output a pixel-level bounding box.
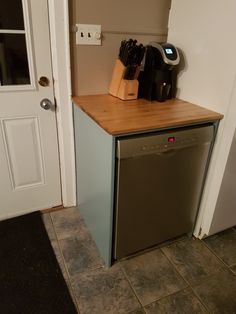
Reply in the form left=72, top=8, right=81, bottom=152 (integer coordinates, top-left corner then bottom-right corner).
left=0, top=34, right=30, bottom=85
left=0, top=0, right=24, bottom=30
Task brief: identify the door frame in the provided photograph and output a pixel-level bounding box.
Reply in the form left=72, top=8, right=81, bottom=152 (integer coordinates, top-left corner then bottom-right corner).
left=194, top=74, right=236, bottom=238
left=48, top=0, right=76, bottom=207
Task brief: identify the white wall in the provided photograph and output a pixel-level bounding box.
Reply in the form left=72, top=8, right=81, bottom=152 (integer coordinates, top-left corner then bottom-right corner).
left=210, top=127, right=236, bottom=233
left=168, top=0, right=236, bottom=236
left=168, top=0, right=236, bottom=113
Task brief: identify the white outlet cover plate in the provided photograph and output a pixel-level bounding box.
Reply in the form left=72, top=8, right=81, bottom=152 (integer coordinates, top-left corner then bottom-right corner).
left=76, top=24, right=101, bottom=45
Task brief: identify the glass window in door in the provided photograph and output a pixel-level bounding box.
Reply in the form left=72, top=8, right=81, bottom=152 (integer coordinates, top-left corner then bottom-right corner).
left=0, top=0, right=31, bottom=86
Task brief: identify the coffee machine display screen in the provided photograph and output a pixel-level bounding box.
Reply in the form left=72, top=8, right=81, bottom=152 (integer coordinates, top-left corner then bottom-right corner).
left=163, top=45, right=178, bottom=61
left=165, top=48, right=173, bottom=54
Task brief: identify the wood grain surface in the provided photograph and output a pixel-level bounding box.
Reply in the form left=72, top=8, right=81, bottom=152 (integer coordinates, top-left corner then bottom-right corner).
left=73, top=94, right=223, bottom=135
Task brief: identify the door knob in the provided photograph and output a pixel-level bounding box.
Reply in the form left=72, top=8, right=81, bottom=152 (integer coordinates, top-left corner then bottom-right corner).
left=38, top=76, right=50, bottom=87
left=40, top=98, right=53, bottom=110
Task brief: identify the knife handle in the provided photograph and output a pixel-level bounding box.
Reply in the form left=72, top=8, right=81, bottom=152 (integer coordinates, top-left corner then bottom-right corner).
left=124, top=65, right=136, bottom=80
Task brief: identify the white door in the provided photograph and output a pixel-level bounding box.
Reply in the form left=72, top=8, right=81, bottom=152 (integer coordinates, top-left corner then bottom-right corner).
left=0, top=0, right=61, bottom=218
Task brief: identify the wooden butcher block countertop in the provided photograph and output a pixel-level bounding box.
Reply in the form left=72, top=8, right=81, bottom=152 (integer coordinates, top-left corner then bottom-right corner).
left=73, top=94, right=223, bottom=135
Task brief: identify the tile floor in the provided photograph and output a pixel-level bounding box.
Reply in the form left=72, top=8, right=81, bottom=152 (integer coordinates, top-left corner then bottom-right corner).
left=42, top=207, right=236, bottom=314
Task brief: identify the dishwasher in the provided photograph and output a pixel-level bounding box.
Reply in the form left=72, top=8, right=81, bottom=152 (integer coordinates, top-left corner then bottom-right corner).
left=114, top=123, right=214, bottom=259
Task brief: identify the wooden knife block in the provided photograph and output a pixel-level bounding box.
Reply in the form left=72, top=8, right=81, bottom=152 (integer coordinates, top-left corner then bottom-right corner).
left=109, top=59, right=139, bottom=100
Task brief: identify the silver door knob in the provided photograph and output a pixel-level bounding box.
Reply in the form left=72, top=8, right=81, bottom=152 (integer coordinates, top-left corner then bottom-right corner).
left=40, top=98, right=53, bottom=110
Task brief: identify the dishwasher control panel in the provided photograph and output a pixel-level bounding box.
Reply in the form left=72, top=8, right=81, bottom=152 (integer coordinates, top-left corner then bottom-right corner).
left=116, top=125, right=214, bottom=159
left=140, top=136, right=195, bottom=150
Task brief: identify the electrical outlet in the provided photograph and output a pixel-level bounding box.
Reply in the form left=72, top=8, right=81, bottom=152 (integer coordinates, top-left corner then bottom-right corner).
left=76, top=24, right=101, bottom=45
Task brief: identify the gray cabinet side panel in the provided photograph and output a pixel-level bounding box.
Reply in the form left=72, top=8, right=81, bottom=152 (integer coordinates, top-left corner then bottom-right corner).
left=73, top=105, right=115, bottom=266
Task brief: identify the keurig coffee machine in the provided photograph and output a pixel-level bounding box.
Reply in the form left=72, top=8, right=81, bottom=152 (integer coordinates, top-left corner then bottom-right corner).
left=138, top=42, right=180, bottom=102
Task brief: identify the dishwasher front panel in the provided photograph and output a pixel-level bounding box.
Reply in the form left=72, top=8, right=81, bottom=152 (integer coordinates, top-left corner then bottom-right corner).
left=114, top=125, right=214, bottom=259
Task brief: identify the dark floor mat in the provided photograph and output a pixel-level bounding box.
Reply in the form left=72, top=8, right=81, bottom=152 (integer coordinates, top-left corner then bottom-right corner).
left=0, top=211, right=77, bottom=314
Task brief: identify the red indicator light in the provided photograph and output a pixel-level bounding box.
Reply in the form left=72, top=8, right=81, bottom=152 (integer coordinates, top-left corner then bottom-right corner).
left=168, top=137, right=175, bottom=142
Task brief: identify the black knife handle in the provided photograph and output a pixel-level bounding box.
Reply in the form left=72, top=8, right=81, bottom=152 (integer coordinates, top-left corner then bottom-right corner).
left=124, top=65, right=137, bottom=80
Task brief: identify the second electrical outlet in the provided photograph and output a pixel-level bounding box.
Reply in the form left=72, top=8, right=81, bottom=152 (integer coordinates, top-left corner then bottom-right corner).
left=76, top=24, right=101, bottom=45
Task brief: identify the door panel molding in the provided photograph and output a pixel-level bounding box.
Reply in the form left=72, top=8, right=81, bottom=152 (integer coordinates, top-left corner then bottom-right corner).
left=1, top=117, right=45, bottom=190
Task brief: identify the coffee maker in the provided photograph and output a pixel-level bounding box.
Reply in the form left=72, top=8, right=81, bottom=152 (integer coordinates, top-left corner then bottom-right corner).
left=138, top=42, right=180, bottom=102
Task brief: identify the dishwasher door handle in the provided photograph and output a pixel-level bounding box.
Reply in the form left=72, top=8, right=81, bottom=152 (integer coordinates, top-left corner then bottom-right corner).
left=121, top=148, right=179, bottom=160
left=155, top=148, right=177, bottom=157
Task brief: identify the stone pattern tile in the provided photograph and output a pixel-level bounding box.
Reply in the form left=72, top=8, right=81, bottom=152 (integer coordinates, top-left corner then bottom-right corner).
left=161, top=237, right=226, bottom=286
left=204, top=228, right=236, bottom=266
left=51, top=240, right=68, bottom=280
left=71, top=264, right=140, bottom=314
left=128, top=310, right=145, bottom=314
left=193, top=268, right=236, bottom=313
left=50, top=207, right=87, bottom=240
left=42, top=208, right=236, bottom=314
left=60, top=233, right=104, bottom=276
left=144, top=288, right=207, bottom=314
left=231, top=264, right=236, bottom=274
left=121, top=249, right=187, bottom=306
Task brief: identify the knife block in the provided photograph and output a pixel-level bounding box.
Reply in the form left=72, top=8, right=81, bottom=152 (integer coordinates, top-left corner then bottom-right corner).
left=109, top=59, right=139, bottom=100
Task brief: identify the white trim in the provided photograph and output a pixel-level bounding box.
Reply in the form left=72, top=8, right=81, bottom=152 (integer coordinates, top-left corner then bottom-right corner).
left=22, top=0, right=36, bottom=90
left=0, top=30, right=25, bottom=34
left=48, top=0, right=76, bottom=207
left=0, top=85, right=35, bottom=92
left=0, top=0, right=36, bottom=91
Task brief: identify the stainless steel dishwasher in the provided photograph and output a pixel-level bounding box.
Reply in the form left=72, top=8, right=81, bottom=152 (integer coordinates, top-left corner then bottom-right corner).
left=114, top=124, right=214, bottom=259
